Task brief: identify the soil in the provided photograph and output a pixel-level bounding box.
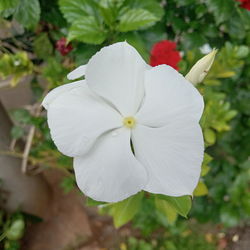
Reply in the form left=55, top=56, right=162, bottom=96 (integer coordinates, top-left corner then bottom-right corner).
left=20, top=169, right=250, bottom=250
left=21, top=169, right=127, bottom=250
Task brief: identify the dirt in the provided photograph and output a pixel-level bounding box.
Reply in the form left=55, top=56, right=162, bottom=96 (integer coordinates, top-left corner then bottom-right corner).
left=20, top=168, right=250, bottom=250
left=21, top=169, right=126, bottom=250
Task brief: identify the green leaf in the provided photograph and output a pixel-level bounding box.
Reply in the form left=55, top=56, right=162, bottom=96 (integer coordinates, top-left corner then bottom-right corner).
left=117, top=8, right=158, bottom=32
left=60, top=176, right=76, bottom=194
left=203, top=153, right=213, bottom=165
left=124, top=0, right=164, bottom=20
left=33, top=33, right=53, bottom=59
left=11, top=109, right=31, bottom=124
left=6, top=219, right=25, bottom=241
left=220, top=206, right=240, bottom=227
left=86, top=197, right=107, bottom=207
left=11, top=126, right=24, bottom=139
left=204, top=128, right=216, bottom=145
left=68, top=17, right=107, bottom=44
left=59, top=0, right=97, bottom=23
left=205, top=0, right=235, bottom=24
left=193, top=181, right=208, bottom=196
left=155, top=197, right=177, bottom=224
left=236, top=45, right=249, bottom=59
left=0, top=0, right=19, bottom=11
left=111, top=192, right=143, bottom=228
left=14, top=0, right=41, bottom=29
left=99, top=0, right=122, bottom=26
left=201, top=153, right=211, bottom=176
left=182, top=33, right=207, bottom=50
left=157, top=195, right=192, bottom=218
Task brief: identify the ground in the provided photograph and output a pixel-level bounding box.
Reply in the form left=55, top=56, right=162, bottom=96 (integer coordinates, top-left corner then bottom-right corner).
left=20, top=169, right=250, bottom=250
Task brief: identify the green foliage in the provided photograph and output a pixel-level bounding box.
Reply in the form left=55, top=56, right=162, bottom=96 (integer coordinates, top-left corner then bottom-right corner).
left=68, top=17, right=107, bottom=44
left=123, top=223, right=217, bottom=250
left=0, top=211, right=25, bottom=250
left=0, top=52, right=33, bottom=86
left=14, top=0, right=41, bottom=29
left=206, top=0, right=235, bottom=25
left=154, top=197, right=177, bottom=225
left=60, top=176, right=76, bottom=194
left=0, top=0, right=19, bottom=12
left=0, top=0, right=40, bottom=29
left=117, top=8, right=158, bottom=32
left=156, top=195, right=191, bottom=218
left=59, top=0, right=163, bottom=44
left=106, top=192, right=144, bottom=228
left=33, top=33, right=53, bottom=59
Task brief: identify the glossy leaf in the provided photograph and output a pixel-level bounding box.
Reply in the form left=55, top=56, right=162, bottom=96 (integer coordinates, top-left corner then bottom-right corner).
left=111, top=192, right=143, bottom=228
left=155, top=196, right=177, bottom=224
left=193, top=181, right=209, bottom=196
left=157, top=195, right=192, bottom=218
left=68, top=17, right=107, bottom=44
left=59, top=0, right=97, bottom=23
left=117, top=8, right=158, bottom=32
left=14, top=0, right=41, bottom=29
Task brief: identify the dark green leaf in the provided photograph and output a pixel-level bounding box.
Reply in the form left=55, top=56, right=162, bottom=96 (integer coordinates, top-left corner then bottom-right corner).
left=33, top=33, right=53, bottom=59
left=117, top=8, right=158, bottom=32
left=11, top=126, right=24, bottom=139
left=68, top=17, right=107, bottom=44
left=59, top=0, right=98, bottom=23
left=123, top=0, right=163, bottom=19
left=11, top=109, right=31, bottom=124
left=205, top=0, right=235, bottom=24
left=0, top=0, right=19, bottom=11
left=14, top=0, right=41, bottom=29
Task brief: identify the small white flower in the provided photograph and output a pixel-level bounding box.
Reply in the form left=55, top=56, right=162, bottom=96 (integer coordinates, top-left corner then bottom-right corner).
left=200, top=44, right=212, bottom=54
left=42, top=42, right=204, bottom=202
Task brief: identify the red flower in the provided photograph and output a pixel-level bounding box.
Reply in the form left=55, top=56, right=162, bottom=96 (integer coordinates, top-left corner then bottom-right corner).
left=56, top=37, right=73, bottom=56
left=150, top=40, right=181, bottom=70
left=238, top=0, right=250, bottom=11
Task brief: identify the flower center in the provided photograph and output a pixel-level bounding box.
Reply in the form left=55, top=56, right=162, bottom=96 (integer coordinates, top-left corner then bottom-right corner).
left=123, top=116, right=136, bottom=129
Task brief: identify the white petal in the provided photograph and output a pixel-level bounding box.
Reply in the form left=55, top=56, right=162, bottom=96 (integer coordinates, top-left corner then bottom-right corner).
left=136, top=65, right=204, bottom=127
left=132, top=123, right=204, bottom=196
left=47, top=84, right=122, bottom=157
left=73, top=128, right=147, bottom=202
left=42, top=80, right=84, bottom=110
left=67, top=65, right=87, bottom=80
left=85, top=42, right=149, bottom=116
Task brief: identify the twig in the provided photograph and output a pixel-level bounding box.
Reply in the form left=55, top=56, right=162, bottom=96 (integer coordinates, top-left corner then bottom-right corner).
left=21, top=104, right=42, bottom=174
left=21, top=87, right=49, bottom=174
left=9, top=139, right=17, bottom=151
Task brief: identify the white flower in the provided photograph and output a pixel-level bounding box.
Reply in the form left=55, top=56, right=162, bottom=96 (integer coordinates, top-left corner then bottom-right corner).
left=42, top=42, right=204, bottom=203
left=200, top=44, right=212, bottom=54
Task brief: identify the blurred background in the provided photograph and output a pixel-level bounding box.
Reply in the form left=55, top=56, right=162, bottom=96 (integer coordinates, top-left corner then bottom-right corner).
left=0, top=0, right=250, bottom=249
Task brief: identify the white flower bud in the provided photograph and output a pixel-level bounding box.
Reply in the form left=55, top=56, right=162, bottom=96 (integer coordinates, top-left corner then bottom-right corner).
left=185, top=49, right=217, bottom=85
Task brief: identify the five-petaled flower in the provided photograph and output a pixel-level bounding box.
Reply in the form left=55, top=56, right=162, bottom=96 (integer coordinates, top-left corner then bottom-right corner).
left=150, top=40, right=181, bottom=70
left=42, top=42, right=204, bottom=203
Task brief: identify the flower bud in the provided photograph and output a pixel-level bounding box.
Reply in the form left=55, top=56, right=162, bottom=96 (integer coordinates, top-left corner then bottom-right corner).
left=185, top=49, right=217, bottom=85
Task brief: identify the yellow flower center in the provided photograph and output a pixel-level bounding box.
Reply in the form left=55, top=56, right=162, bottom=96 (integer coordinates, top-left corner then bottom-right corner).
left=123, top=116, right=136, bottom=129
